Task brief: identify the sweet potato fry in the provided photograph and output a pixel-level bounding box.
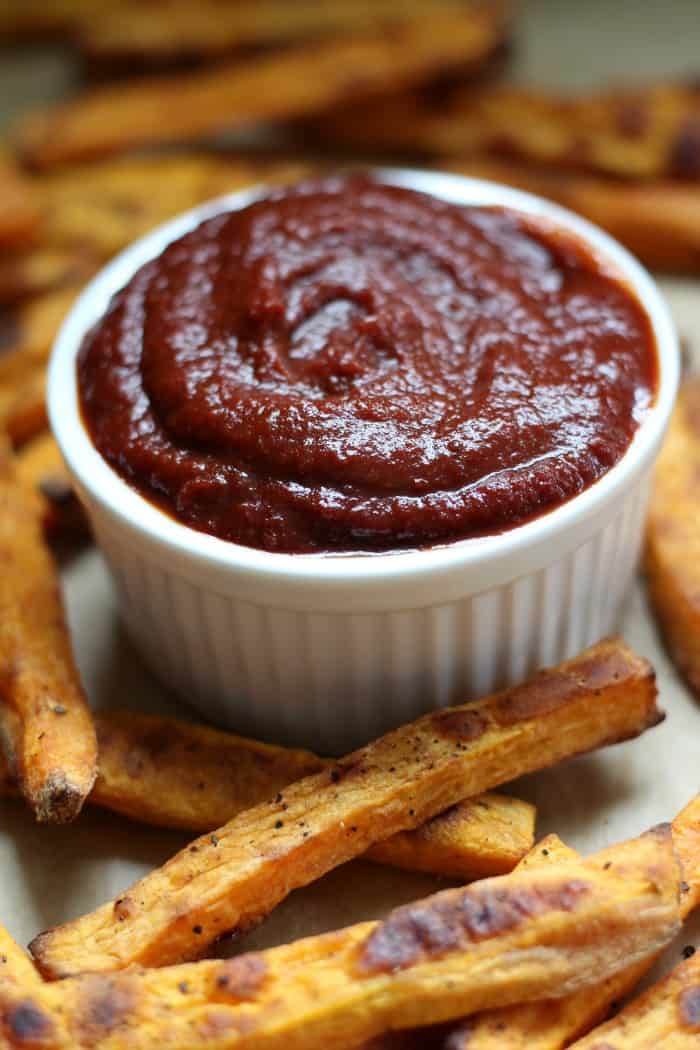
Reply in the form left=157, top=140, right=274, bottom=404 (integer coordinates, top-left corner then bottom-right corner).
left=441, top=793, right=700, bottom=1050
left=646, top=378, right=700, bottom=696
left=79, top=0, right=510, bottom=70
left=320, top=79, right=700, bottom=180
left=37, top=155, right=309, bottom=262
left=0, top=436, right=97, bottom=821
left=0, top=285, right=78, bottom=393
left=444, top=158, right=700, bottom=272
left=0, top=249, right=93, bottom=305
left=0, top=367, right=47, bottom=447
left=16, top=7, right=507, bottom=168
left=20, top=826, right=683, bottom=1049
left=0, top=709, right=535, bottom=881
left=570, top=951, right=700, bottom=1049
left=14, top=432, right=86, bottom=536
left=0, top=924, right=71, bottom=1048
left=30, top=637, right=662, bottom=977
left=0, top=150, right=39, bottom=250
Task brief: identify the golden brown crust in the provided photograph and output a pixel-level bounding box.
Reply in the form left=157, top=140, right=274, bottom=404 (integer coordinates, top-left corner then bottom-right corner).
left=78, top=0, right=512, bottom=71
left=570, top=952, right=700, bottom=1048
left=0, top=437, right=97, bottom=821
left=436, top=796, right=700, bottom=1050
left=645, top=378, right=700, bottom=696
left=318, top=80, right=700, bottom=181
left=444, top=158, right=700, bottom=272
left=0, top=708, right=535, bottom=880
left=14, top=432, right=85, bottom=536
left=15, top=8, right=506, bottom=169
left=30, top=638, right=660, bottom=977
left=11, top=827, right=684, bottom=1049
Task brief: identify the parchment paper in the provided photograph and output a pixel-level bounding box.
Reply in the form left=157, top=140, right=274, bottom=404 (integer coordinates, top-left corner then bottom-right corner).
left=2, top=0, right=700, bottom=994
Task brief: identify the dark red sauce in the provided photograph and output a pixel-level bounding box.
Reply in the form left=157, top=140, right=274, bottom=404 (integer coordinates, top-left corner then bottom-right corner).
left=78, top=175, right=657, bottom=553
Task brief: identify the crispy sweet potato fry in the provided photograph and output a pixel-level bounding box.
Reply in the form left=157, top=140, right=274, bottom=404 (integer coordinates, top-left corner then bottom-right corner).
left=570, top=951, right=700, bottom=1049
left=37, top=156, right=309, bottom=262
left=0, top=924, right=71, bottom=1048
left=16, top=7, right=506, bottom=168
left=0, top=436, right=97, bottom=821
left=444, top=159, right=700, bottom=272
left=79, top=0, right=509, bottom=69
left=442, top=793, right=700, bottom=1050
left=0, top=151, right=40, bottom=249
left=646, top=378, right=700, bottom=696
left=14, top=432, right=86, bottom=536
left=0, top=367, right=47, bottom=447
left=17, top=826, right=683, bottom=1049
left=0, top=709, right=535, bottom=880
left=320, top=80, right=700, bottom=180
left=0, top=250, right=93, bottom=305
left=30, top=638, right=662, bottom=977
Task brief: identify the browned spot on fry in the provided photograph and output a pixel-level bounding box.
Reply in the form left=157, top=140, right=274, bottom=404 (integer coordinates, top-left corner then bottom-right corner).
left=114, top=896, right=136, bottom=921
left=36, top=772, right=83, bottom=824
left=431, top=709, right=488, bottom=741
left=76, top=977, right=136, bottom=1040
left=198, top=1009, right=257, bottom=1038
left=679, top=985, right=700, bottom=1029
left=3, top=1000, right=54, bottom=1043
left=670, top=119, right=700, bottom=177
left=328, top=759, right=363, bottom=783
left=357, top=879, right=590, bottom=974
left=213, top=954, right=267, bottom=1001
left=615, top=101, right=648, bottom=137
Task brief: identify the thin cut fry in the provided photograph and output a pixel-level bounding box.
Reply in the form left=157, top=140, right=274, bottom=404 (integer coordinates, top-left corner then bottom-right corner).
left=443, top=793, right=700, bottom=1050
left=16, top=826, right=684, bottom=1049
left=0, top=249, right=92, bottom=305
left=646, top=378, right=700, bottom=696
left=0, top=709, right=535, bottom=880
left=0, top=436, right=97, bottom=821
left=14, top=432, right=86, bottom=536
left=444, top=158, right=700, bottom=272
left=16, top=8, right=507, bottom=168
left=79, top=0, right=508, bottom=69
left=0, top=924, right=70, bottom=1048
left=0, top=286, right=79, bottom=386
left=37, top=156, right=309, bottom=262
left=30, top=637, right=662, bottom=977
left=0, top=151, right=40, bottom=249
left=0, top=367, right=47, bottom=447
left=320, top=80, right=700, bottom=180
left=570, top=951, right=700, bottom=1049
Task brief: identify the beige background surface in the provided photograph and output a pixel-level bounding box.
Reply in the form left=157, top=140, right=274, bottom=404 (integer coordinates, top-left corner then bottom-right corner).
left=1, top=0, right=699, bottom=990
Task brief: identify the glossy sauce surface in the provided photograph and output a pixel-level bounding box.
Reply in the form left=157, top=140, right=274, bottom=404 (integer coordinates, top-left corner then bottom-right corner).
left=79, top=176, right=657, bottom=553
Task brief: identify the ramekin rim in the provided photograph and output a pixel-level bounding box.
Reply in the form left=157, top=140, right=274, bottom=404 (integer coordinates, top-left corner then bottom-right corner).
left=48, top=167, right=679, bottom=588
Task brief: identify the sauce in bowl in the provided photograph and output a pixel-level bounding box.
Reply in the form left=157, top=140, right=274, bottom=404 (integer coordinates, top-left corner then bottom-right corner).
left=79, top=175, right=657, bottom=554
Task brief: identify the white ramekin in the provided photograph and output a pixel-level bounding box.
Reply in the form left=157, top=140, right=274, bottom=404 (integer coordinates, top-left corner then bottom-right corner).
left=49, top=170, right=679, bottom=754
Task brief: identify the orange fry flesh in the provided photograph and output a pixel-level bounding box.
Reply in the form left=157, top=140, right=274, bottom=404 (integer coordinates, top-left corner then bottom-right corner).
left=29, top=637, right=661, bottom=977
left=0, top=437, right=97, bottom=821
left=8, top=825, right=685, bottom=1050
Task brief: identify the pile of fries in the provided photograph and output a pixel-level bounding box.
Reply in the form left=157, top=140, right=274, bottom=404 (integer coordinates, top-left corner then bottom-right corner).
left=0, top=622, right=699, bottom=1047
left=1, top=3, right=700, bottom=1047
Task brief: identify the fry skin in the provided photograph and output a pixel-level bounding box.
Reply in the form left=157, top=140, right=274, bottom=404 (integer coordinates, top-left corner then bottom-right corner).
left=320, top=80, right=700, bottom=180
left=0, top=151, right=40, bottom=249
left=16, top=8, right=506, bottom=168
left=14, top=431, right=85, bottom=536
left=0, top=437, right=97, bottom=821
left=79, top=0, right=510, bottom=70
left=444, top=159, right=700, bottom=272
left=646, top=378, right=700, bottom=696
left=570, top=951, right=700, bottom=1049
left=441, top=793, right=700, bottom=1050
left=30, top=637, right=662, bottom=977
left=0, top=367, right=47, bottom=447
left=12, top=826, right=684, bottom=1050
left=0, top=709, right=536, bottom=881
